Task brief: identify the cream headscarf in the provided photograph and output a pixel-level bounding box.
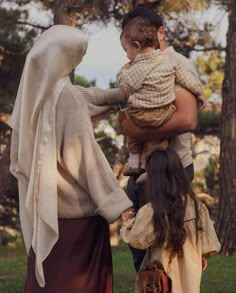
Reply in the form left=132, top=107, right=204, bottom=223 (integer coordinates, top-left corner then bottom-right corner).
left=9, top=25, right=88, bottom=287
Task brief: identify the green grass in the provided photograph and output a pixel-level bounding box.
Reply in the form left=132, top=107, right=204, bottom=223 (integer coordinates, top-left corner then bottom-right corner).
left=0, top=245, right=26, bottom=293
left=0, top=243, right=235, bottom=292
left=112, top=244, right=236, bottom=293
left=201, top=256, right=236, bottom=293
left=112, top=244, right=136, bottom=293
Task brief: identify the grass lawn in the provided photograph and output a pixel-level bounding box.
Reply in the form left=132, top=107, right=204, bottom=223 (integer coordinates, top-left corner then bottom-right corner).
left=0, top=243, right=236, bottom=292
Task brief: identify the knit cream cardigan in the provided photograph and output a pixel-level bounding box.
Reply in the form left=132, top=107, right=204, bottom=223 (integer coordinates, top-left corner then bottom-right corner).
left=56, top=83, right=132, bottom=221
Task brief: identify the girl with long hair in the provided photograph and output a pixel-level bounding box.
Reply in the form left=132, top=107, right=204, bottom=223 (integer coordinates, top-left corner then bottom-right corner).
left=121, top=148, right=220, bottom=293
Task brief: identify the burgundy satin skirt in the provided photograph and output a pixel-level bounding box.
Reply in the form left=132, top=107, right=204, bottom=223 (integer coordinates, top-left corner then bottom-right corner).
left=25, top=216, right=113, bottom=293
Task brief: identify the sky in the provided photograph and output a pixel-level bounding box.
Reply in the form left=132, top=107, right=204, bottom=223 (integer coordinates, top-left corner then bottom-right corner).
left=76, top=24, right=128, bottom=89
left=76, top=5, right=228, bottom=89
left=25, top=2, right=228, bottom=89
left=20, top=2, right=128, bottom=89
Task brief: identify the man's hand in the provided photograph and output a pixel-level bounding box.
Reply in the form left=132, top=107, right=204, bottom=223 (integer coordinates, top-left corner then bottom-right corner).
left=118, top=110, right=141, bottom=138
left=119, top=89, right=198, bottom=141
left=197, top=95, right=206, bottom=110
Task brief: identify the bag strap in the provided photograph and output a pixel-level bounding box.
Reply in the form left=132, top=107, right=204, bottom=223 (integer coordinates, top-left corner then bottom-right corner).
left=159, top=269, right=169, bottom=293
left=141, top=278, right=147, bottom=293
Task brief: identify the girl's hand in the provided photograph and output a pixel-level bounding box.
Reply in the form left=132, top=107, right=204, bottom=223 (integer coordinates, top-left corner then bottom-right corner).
left=121, top=208, right=136, bottom=221
left=202, top=257, right=208, bottom=271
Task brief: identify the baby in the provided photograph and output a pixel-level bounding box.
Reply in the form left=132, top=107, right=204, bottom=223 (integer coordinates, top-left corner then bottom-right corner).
left=117, top=17, right=202, bottom=176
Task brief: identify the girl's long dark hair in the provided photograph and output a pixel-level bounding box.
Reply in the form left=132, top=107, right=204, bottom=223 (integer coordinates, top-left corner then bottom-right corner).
left=146, top=148, right=202, bottom=258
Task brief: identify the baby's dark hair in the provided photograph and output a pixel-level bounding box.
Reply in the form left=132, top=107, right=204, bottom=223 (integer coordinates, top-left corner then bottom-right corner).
left=146, top=148, right=202, bottom=260
left=122, top=6, right=163, bottom=30
left=121, top=17, right=158, bottom=49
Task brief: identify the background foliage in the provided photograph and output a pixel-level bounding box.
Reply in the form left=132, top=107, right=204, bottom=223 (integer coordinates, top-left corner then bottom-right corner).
left=0, top=0, right=235, bottom=256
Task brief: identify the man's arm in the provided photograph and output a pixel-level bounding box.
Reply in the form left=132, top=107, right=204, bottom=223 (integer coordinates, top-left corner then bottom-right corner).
left=118, top=89, right=198, bottom=141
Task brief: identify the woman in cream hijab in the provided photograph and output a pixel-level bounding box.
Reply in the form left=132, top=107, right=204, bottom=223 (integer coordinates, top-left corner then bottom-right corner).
left=10, top=25, right=133, bottom=292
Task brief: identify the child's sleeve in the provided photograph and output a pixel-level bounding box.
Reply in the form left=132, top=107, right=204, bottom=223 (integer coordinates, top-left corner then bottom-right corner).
left=120, top=204, right=156, bottom=249
left=116, top=63, right=146, bottom=94
left=200, top=204, right=221, bottom=257
left=174, top=58, right=203, bottom=97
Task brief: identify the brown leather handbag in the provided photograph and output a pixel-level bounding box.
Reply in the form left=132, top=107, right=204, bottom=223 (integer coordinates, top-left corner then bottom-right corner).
left=138, top=263, right=171, bottom=293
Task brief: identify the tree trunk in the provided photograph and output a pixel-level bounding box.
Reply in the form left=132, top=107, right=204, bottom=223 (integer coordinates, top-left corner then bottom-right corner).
left=53, top=0, right=80, bottom=81
left=216, top=2, right=236, bottom=256
left=53, top=0, right=78, bottom=26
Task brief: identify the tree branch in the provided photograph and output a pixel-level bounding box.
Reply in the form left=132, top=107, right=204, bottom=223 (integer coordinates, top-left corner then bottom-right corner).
left=192, top=46, right=226, bottom=52
left=16, top=21, right=50, bottom=30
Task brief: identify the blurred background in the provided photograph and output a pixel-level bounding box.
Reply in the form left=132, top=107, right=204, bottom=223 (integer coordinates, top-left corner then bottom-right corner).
left=0, top=0, right=235, bottom=291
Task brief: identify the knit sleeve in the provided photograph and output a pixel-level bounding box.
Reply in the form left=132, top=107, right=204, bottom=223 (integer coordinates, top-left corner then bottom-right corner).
left=74, top=85, right=125, bottom=105
left=120, top=204, right=156, bottom=249
left=72, top=85, right=124, bottom=120
left=62, top=96, right=132, bottom=223
left=200, top=204, right=221, bottom=257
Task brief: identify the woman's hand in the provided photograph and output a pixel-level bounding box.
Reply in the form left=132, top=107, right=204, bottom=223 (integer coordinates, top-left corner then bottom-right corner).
left=121, top=207, right=136, bottom=221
